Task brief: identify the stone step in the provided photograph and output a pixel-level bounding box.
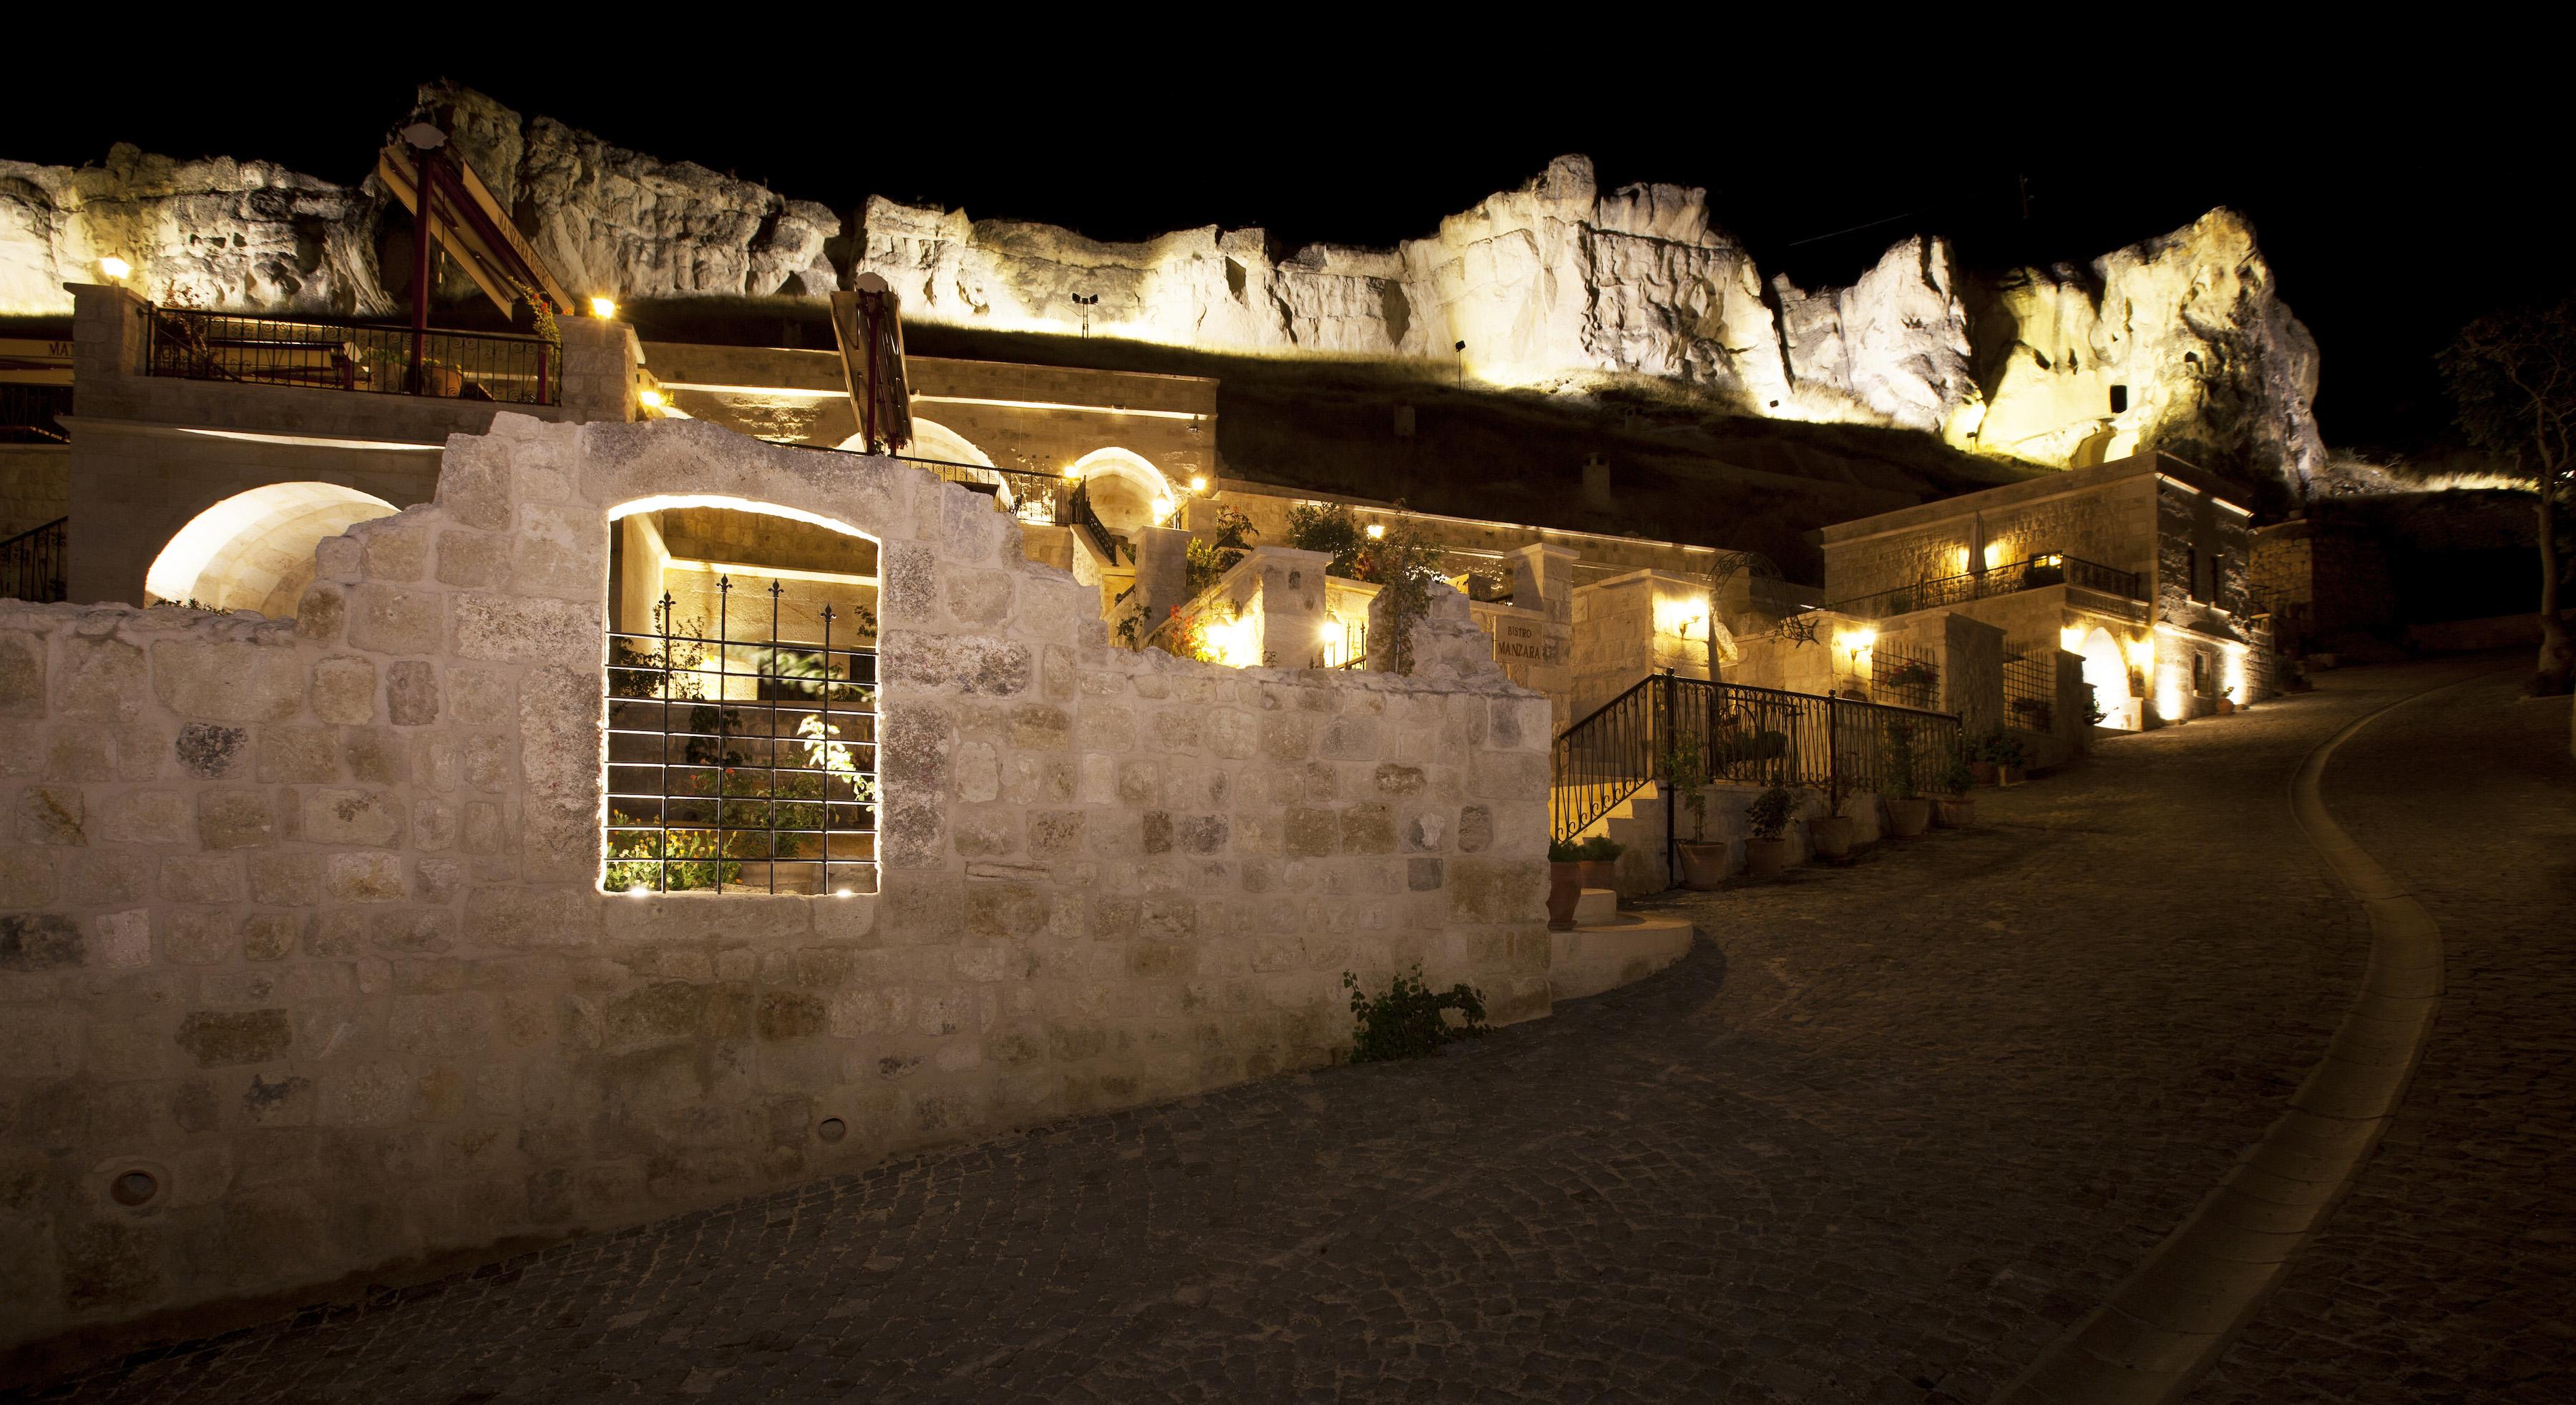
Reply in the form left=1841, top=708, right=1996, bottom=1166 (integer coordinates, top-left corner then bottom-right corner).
left=1573, top=887, right=1617, bottom=924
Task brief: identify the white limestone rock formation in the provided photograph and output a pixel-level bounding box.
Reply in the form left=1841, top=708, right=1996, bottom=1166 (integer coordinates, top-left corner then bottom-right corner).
left=0, top=145, right=386, bottom=315
left=1960, top=209, right=2322, bottom=484
left=0, top=101, right=2322, bottom=484
left=430, top=84, right=841, bottom=303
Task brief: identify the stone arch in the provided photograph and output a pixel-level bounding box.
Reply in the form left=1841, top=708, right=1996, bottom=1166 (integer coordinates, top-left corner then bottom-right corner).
left=1069, top=446, right=1176, bottom=537
left=145, top=481, right=398, bottom=618
left=837, top=417, right=994, bottom=471
left=2078, top=625, right=2135, bottom=731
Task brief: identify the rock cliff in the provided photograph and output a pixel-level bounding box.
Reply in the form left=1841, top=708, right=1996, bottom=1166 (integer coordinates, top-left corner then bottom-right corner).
left=0, top=92, right=2322, bottom=484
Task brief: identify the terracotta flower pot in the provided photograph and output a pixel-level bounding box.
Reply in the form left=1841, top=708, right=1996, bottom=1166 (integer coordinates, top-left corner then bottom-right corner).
left=1546, top=862, right=1581, bottom=931
left=2217, top=697, right=2236, bottom=715
left=1934, top=795, right=1975, bottom=828
left=1745, top=836, right=1790, bottom=878
left=1885, top=797, right=1932, bottom=838
left=1578, top=858, right=1616, bottom=893
left=1970, top=760, right=1996, bottom=786
left=1677, top=841, right=1729, bottom=890
left=1810, top=814, right=1853, bottom=861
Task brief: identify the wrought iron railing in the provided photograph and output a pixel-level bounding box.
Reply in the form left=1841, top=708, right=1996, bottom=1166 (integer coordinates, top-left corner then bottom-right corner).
left=1869, top=638, right=1941, bottom=711
left=1830, top=554, right=2145, bottom=620
left=1, top=516, right=67, bottom=602
left=1068, top=482, right=1122, bottom=562
left=0, top=383, right=71, bottom=442
left=2003, top=646, right=2057, bottom=731
left=145, top=306, right=560, bottom=406
left=1551, top=672, right=1960, bottom=841
left=603, top=578, right=877, bottom=895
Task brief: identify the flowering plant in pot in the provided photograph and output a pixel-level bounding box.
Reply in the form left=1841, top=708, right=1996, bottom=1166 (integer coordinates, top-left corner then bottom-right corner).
left=1933, top=749, right=1976, bottom=828
left=1545, top=836, right=1583, bottom=930
left=1662, top=738, right=1726, bottom=889
left=1882, top=725, right=1932, bottom=837
left=1743, top=783, right=1798, bottom=878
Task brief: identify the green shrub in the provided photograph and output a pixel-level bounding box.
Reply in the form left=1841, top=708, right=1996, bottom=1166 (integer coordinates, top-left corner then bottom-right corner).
left=1937, top=749, right=1975, bottom=795
left=1883, top=723, right=1920, bottom=801
left=1576, top=835, right=1623, bottom=861
left=1546, top=836, right=1584, bottom=863
left=1745, top=783, right=1798, bottom=841
left=1342, top=966, right=1488, bottom=1062
left=1284, top=501, right=1367, bottom=577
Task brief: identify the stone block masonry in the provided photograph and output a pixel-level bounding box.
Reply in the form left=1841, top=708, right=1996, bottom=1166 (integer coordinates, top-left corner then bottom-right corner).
left=0, top=415, right=1552, bottom=1363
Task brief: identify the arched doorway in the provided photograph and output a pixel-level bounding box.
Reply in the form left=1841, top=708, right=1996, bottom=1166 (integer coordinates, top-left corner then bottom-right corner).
left=836, top=417, right=994, bottom=471
left=145, top=482, right=398, bottom=618
left=2078, top=626, right=2135, bottom=730
left=1068, top=446, right=1175, bottom=537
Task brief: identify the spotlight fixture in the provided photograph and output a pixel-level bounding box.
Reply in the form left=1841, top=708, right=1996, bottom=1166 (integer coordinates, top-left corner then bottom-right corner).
left=590, top=296, right=618, bottom=319
left=97, top=256, right=132, bottom=280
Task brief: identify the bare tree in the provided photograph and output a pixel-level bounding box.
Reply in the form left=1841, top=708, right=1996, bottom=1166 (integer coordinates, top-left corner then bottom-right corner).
left=2439, top=298, right=2575, bottom=728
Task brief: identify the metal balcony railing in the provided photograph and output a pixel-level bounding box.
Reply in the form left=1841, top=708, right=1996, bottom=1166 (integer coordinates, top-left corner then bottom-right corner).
left=145, top=306, right=561, bottom=406
left=1828, top=554, right=2145, bottom=621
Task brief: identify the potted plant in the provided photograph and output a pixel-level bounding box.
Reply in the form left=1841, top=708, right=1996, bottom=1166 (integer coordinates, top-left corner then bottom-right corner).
left=1883, top=725, right=1931, bottom=837
left=1968, top=730, right=1997, bottom=788
left=1933, top=750, right=1976, bottom=828
left=1743, top=784, right=1797, bottom=878
left=1546, top=836, right=1583, bottom=930
left=1982, top=730, right=2029, bottom=786
left=1576, top=835, right=1622, bottom=895
left=1810, top=768, right=1854, bottom=861
left=1663, top=740, right=1727, bottom=889
left=2216, top=685, right=2236, bottom=716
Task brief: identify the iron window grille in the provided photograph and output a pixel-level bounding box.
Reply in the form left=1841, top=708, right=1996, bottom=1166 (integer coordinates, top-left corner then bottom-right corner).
left=604, top=576, right=878, bottom=894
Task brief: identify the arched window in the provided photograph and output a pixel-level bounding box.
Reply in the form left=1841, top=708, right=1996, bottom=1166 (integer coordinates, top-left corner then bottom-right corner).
left=145, top=482, right=397, bottom=617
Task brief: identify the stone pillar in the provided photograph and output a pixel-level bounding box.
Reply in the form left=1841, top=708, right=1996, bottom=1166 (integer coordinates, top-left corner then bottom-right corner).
left=1233, top=544, right=1333, bottom=667
left=64, top=284, right=151, bottom=605
left=1509, top=543, right=1577, bottom=730
left=1936, top=612, right=2005, bottom=740
left=1131, top=524, right=1192, bottom=631
left=558, top=318, right=643, bottom=424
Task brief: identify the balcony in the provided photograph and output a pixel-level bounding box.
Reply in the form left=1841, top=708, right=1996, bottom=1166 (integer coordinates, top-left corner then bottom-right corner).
left=1828, top=554, right=2144, bottom=621
left=145, top=306, right=562, bottom=407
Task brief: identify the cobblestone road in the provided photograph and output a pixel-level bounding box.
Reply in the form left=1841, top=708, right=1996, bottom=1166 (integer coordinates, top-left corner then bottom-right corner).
left=31, top=660, right=2562, bottom=1402
left=2194, top=667, right=2576, bottom=1403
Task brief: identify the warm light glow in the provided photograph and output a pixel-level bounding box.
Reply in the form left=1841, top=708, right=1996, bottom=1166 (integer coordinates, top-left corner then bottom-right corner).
left=1189, top=475, right=1209, bottom=493
left=1834, top=627, right=1878, bottom=654
left=836, top=888, right=855, bottom=898
left=1982, top=541, right=2006, bottom=571
left=1151, top=496, right=1176, bottom=524
left=1365, top=523, right=1387, bottom=540
left=2059, top=625, right=2087, bottom=652
left=1654, top=592, right=1712, bottom=637
left=607, top=495, right=875, bottom=542
left=1204, top=610, right=1262, bottom=668
left=589, top=297, right=618, bottom=319
left=1061, top=464, right=1083, bottom=480
left=97, top=256, right=131, bottom=280
left=2124, top=635, right=2155, bottom=670
left=637, top=387, right=666, bottom=409
left=2156, top=665, right=2187, bottom=723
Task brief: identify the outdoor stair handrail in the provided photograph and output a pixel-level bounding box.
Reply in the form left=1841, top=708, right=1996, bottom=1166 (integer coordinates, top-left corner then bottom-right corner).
left=1550, top=672, right=1961, bottom=843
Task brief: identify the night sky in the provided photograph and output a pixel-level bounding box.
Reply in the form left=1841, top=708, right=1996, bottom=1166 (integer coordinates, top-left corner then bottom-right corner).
left=16, top=49, right=2546, bottom=459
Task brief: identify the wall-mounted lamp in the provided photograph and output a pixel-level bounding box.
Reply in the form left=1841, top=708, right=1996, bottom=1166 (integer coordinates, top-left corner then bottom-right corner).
left=97, top=256, right=132, bottom=281
left=1365, top=523, right=1386, bottom=540
left=589, top=296, right=618, bottom=319
left=1189, top=475, right=1209, bottom=493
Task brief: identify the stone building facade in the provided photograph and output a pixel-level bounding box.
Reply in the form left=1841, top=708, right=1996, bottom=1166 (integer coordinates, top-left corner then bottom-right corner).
left=1818, top=451, right=2263, bottom=728
left=0, top=416, right=1551, bottom=1359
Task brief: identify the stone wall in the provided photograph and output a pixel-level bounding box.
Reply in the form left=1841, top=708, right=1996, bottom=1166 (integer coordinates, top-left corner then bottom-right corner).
left=0, top=444, right=67, bottom=541
left=0, top=416, right=1551, bottom=1362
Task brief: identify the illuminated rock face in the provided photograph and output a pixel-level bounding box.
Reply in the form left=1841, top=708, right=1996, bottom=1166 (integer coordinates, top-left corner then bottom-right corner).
left=0, top=102, right=2321, bottom=484
left=0, top=145, right=387, bottom=316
